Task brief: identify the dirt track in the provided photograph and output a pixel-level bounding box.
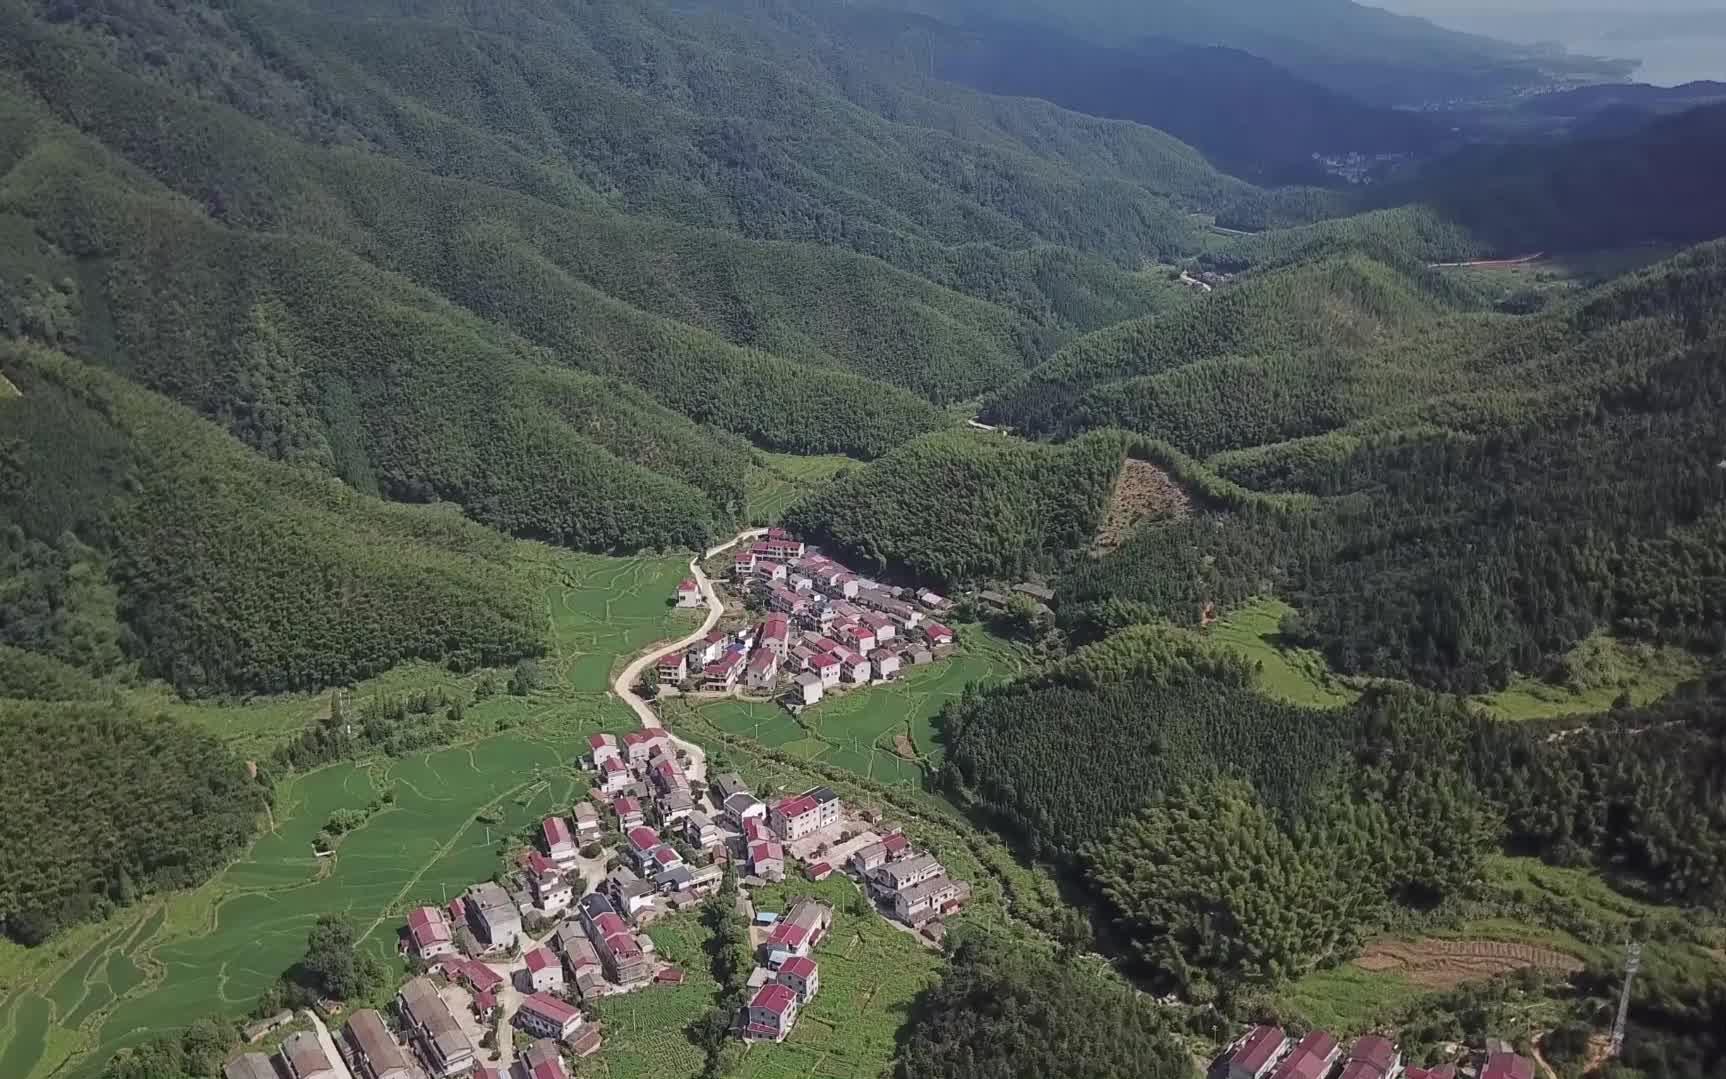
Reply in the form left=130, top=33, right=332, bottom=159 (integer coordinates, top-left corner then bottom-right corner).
left=1355, top=938, right=1583, bottom=989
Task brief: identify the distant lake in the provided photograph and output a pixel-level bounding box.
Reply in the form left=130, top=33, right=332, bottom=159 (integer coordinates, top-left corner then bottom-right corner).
left=1567, top=33, right=1726, bottom=86
left=1395, top=9, right=1726, bottom=87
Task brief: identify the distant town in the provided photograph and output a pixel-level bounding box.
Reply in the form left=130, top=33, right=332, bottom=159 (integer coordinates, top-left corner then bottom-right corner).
left=226, top=713, right=968, bottom=1079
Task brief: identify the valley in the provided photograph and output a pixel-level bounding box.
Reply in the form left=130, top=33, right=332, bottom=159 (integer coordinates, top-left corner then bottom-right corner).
left=3, top=0, right=1726, bottom=1077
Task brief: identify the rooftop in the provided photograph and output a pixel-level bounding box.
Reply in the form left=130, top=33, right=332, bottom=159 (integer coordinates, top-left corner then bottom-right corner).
left=750, top=983, right=798, bottom=1016
left=778, top=956, right=817, bottom=979
left=1231, top=1026, right=1287, bottom=1075
left=520, top=991, right=582, bottom=1027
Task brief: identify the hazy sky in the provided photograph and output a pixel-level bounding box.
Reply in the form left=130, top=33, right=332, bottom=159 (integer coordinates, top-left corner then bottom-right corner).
left=1372, top=0, right=1726, bottom=85
left=1374, top=0, right=1726, bottom=12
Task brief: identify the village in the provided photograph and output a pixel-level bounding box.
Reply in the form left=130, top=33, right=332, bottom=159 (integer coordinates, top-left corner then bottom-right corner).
left=225, top=715, right=969, bottom=1079
left=1217, top=1023, right=1539, bottom=1079
left=655, top=528, right=964, bottom=711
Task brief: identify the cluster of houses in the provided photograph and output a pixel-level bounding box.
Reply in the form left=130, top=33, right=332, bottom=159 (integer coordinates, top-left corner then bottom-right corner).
left=740, top=899, right=831, bottom=1041
left=227, top=702, right=975, bottom=1079
left=659, top=529, right=959, bottom=709
left=1221, top=1026, right=1536, bottom=1079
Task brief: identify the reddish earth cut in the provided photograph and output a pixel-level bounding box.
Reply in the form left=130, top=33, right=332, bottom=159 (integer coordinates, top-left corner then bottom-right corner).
left=1354, top=938, right=1584, bottom=989
left=1093, top=459, right=1192, bottom=554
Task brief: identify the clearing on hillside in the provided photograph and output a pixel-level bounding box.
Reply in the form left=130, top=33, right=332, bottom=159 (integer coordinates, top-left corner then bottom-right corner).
left=1093, top=458, right=1191, bottom=554
left=1354, top=938, right=1584, bottom=990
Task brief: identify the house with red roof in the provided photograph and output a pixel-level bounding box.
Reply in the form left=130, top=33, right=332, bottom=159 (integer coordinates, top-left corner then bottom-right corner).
left=748, top=840, right=785, bottom=881
left=676, top=578, right=704, bottom=608
left=923, top=623, right=955, bottom=647
left=613, top=796, right=643, bottom=828
left=405, top=906, right=455, bottom=960
left=741, top=983, right=800, bottom=1042
left=732, top=549, right=757, bottom=576
left=742, top=816, right=770, bottom=843
left=695, top=630, right=729, bottom=666
left=769, top=586, right=810, bottom=616
left=805, top=861, right=833, bottom=881
left=599, top=755, right=631, bottom=794
left=759, top=616, right=791, bottom=658
left=755, top=561, right=789, bottom=584
left=808, top=652, right=841, bottom=688
left=1271, top=1030, right=1340, bottom=1079
left=515, top=993, right=585, bottom=1042
left=775, top=955, right=820, bottom=1002
left=757, top=533, right=806, bottom=561
left=587, top=733, right=620, bottom=768
left=1481, top=1052, right=1535, bottom=1079
left=771, top=795, right=822, bottom=840
left=1340, top=1035, right=1399, bottom=1079
left=841, top=652, right=871, bottom=684
left=704, top=647, right=748, bottom=690
left=765, top=900, right=831, bottom=960
left=860, top=612, right=895, bottom=640
left=541, top=816, right=577, bottom=866
left=1403, top=1067, right=1457, bottom=1079
left=1224, top=1025, right=1288, bottom=1079
left=838, top=623, right=877, bottom=653
left=522, top=852, right=573, bottom=914
left=519, top=946, right=564, bottom=994
left=511, top=1039, right=572, bottom=1079
left=656, top=651, right=689, bottom=684
left=453, top=958, right=503, bottom=996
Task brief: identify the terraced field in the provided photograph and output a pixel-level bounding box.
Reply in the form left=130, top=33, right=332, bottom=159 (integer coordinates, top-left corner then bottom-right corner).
left=0, top=546, right=691, bottom=1079
left=743, top=452, right=858, bottom=525
left=682, top=625, right=1025, bottom=785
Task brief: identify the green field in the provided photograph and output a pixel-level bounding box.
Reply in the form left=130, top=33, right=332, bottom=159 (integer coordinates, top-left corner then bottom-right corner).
left=0, top=546, right=694, bottom=1079
left=1208, top=600, right=1700, bottom=721
left=1470, top=635, right=1700, bottom=722
left=743, top=452, right=858, bottom=525
left=1204, top=599, right=1360, bottom=708
left=683, top=625, right=1025, bottom=785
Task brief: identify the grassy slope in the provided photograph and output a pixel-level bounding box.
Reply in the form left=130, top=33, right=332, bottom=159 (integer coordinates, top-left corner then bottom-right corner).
left=743, top=452, right=859, bottom=526
left=680, top=623, right=1027, bottom=785
left=0, top=546, right=698, bottom=1079
left=1202, top=599, right=1702, bottom=722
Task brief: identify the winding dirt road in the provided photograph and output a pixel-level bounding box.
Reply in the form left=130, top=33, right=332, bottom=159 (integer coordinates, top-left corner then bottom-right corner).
left=610, top=529, right=765, bottom=785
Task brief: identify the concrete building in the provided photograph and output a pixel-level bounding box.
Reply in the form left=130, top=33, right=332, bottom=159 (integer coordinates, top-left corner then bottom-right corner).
left=342, top=1009, right=413, bottom=1079
left=396, top=976, right=477, bottom=1077
left=279, top=1031, right=338, bottom=1079
left=463, top=881, right=522, bottom=951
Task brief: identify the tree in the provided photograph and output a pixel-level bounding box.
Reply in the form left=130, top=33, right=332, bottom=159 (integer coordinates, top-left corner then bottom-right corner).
left=509, top=659, right=542, bottom=696
left=299, top=914, right=378, bottom=1001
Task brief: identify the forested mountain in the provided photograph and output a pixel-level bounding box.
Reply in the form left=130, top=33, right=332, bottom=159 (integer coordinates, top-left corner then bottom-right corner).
left=1, top=700, right=264, bottom=944
left=783, top=430, right=1125, bottom=585
left=930, top=19, right=1441, bottom=184
left=0, top=344, right=545, bottom=697
left=941, top=628, right=1726, bottom=994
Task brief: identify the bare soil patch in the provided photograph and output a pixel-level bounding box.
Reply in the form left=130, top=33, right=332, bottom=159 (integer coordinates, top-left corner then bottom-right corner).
left=1093, top=459, right=1192, bottom=554
left=1354, top=938, right=1583, bottom=990
left=893, top=734, right=917, bottom=760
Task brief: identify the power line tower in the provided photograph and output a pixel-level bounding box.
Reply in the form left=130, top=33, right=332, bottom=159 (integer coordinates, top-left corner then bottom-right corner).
left=1609, top=939, right=1642, bottom=1058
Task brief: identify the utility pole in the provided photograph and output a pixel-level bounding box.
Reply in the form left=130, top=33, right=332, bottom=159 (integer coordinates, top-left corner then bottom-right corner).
left=1609, top=939, right=1642, bottom=1058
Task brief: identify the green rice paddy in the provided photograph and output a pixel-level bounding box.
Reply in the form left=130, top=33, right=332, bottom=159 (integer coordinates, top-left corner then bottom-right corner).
left=743, top=452, right=858, bottom=525
left=683, top=625, right=1024, bottom=785
left=0, top=546, right=693, bottom=1079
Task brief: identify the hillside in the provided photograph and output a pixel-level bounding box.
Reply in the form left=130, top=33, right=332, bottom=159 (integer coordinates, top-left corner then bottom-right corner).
left=0, top=343, right=546, bottom=697
left=930, top=19, right=1441, bottom=184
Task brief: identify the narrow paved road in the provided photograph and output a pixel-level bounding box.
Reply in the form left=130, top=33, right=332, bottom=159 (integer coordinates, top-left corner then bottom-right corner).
left=304, top=1010, right=357, bottom=1079
left=611, top=529, right=766, bottom=786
